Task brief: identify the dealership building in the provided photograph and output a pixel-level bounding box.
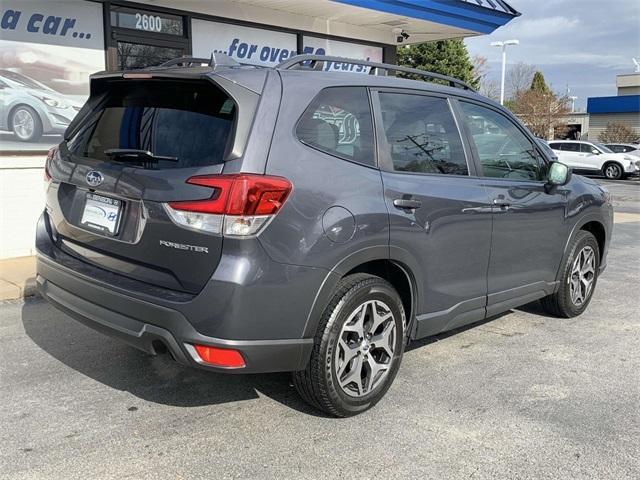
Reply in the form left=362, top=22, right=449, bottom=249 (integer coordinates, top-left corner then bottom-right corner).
left=0, top=0, right=519, bottom=259
left=586, top=73, right=640, bottom=141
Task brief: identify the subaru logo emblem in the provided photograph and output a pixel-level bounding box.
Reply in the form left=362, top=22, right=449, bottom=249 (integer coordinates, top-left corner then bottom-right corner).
left=86, top=170, right=104, bottom=187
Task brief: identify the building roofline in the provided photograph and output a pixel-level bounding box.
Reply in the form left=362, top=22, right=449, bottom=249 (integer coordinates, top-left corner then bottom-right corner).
left=331, top=0, right=521, bottom=35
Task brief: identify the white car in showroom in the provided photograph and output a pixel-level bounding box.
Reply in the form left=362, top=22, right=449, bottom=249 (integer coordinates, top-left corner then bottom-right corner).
left=549, top=140, right=640, bottom=180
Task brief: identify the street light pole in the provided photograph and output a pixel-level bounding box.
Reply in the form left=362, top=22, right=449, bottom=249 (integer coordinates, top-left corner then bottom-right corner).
left=490, top=39, right=519, bottom=105
left=569, top=96, right=578, bottom=112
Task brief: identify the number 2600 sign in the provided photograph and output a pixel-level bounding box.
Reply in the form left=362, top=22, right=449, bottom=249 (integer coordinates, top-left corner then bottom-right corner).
left=135, top=13, right=162, bottom=32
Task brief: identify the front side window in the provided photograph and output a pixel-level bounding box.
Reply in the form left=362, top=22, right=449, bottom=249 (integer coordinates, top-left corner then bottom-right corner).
left=378, top=93, right=468, bottom=175
left=580, top=143, right=595, bottom=153
left=296, top=87, right=375, bottom=166
left=460, top=102, right=546, bottom=181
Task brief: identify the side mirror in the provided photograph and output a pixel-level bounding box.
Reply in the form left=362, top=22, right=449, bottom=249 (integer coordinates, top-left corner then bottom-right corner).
left=546, top=161, right=571, bottom=192
left=591, top=149, right=600, bottom=155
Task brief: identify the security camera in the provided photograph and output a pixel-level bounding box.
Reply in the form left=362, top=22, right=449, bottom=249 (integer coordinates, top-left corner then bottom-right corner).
left=393, top=28, right=410, bottom=43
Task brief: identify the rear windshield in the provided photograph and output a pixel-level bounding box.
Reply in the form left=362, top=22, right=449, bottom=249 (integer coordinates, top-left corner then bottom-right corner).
left=66, top=80, right=236, bottom=168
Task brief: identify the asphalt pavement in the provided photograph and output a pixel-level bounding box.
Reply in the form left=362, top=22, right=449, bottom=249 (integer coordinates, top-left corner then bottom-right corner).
left=1, top=178, right=639, bottom=479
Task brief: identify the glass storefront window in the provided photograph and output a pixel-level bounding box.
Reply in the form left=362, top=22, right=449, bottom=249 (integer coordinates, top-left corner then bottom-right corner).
left=116, top=41, right=183, bottom=69
left=110, top=6, right=184, bottom=36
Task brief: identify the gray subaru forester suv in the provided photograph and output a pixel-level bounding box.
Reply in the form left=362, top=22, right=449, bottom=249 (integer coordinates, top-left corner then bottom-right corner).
left=37, top=54, right=613, bottom=417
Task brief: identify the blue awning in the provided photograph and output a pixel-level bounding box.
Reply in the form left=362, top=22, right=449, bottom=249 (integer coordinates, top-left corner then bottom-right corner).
left=331, top=0, right=520, bottom=35
left=587, top=96, right=640, bottom=114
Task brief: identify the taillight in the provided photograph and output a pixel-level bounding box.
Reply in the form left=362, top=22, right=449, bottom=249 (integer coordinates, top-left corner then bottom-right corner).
left=165, top=174, right=292, bottom=236
left=44, top=146, right=57, bottom=183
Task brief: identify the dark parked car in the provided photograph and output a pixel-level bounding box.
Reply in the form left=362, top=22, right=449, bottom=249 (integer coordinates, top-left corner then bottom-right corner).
left=36, top=55, right=613, bottom=417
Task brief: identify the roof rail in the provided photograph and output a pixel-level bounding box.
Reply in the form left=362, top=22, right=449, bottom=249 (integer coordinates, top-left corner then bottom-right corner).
left=157, top=53, right=240, bottom=69
left=276, top=54, right=475, bottom=91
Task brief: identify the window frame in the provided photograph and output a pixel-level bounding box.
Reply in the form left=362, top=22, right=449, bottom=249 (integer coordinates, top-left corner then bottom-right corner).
left=294, top=86, right=379, bottom=169
left=580, top=143, right=595, bottom=153
left=370, top=87, right=477, bottom=178
left=452, top=97, right=551, bottom=184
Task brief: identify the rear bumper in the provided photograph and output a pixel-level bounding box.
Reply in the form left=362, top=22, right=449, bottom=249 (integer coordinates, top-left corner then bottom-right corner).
left=36, top=254, right=313, bottom=373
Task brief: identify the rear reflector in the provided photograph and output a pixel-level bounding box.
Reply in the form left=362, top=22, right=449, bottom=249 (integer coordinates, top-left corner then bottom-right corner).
left=165, top=174, right=292, bottom=236
left=193, top=344, right=245, bottom=368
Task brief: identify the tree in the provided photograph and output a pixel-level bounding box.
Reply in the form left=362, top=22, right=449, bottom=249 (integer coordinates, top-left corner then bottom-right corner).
left=507, top=62, right=535, bottom=98
left=511, top=89, right=571, bottom=139
left=471, top=54, right=500, bottom=100
left=397, top=39, right=479, bottom=89
left=479, top=78, right=501, bottom=101
left=530, top=71, right=551, bottom=93
left=598, top=122, right=640, bottom=143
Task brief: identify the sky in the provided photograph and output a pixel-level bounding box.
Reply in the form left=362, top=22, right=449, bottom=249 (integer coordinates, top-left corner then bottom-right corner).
left=464, top=0, right=640, bottom=110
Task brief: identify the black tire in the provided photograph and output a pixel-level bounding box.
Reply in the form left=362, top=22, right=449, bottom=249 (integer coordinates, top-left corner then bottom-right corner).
left=293, top=273, right=406, bottom=417
left=602, top=162, right=623, bottom=180
left=10, top=105, right=43, bottom=142
left=541, top=230, right=600, bottom=318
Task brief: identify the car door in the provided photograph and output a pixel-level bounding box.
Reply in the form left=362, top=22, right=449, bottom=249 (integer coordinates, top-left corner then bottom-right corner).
left=576, top=142, right=604, bottom=171
left=559, top=142, right=583, bottom=168
left=372, top=90, right=493, bottom=338
left=456, top=100, right=570, bottom=316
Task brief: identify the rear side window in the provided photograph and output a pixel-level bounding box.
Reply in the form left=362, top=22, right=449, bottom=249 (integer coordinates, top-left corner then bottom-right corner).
left=67, top=80, right=236, bottom=168
left=562, top=143, right=580, bottom=152
left=378, top=93, right=468, bottom=176
left=296, top=87, right=375, bottom=166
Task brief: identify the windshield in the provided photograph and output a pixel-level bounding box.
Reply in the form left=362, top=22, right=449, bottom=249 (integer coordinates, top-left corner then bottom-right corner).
left=594, top=143, right=614, bottom=153
left=536, top=139, right=556, bottom=158
left=0, top=69, right=53, bottom=91
left=66, top=79, right=236, bottom=169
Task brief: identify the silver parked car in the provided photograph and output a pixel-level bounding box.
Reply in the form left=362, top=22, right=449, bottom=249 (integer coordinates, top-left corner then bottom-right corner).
left=0, top=69, right=82, bottom=142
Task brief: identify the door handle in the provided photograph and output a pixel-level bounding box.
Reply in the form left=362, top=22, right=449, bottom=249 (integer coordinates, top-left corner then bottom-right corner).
left=393, top=198, right=422, bottom=210
left=492, top=198, right=511, bottom=211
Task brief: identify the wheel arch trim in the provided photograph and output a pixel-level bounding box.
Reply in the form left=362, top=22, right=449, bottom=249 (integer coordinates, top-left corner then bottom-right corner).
left=554, top=213, right=609, bottom=284
left=301, top=245, right=421, bottom=339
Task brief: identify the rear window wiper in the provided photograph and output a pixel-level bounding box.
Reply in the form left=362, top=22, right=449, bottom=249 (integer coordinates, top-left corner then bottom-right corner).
left=104, top=149, right=178, bottom=162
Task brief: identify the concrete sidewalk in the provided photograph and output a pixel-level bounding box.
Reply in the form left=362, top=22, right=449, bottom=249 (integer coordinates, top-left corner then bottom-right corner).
left=0, top=256, right=37, bottom=302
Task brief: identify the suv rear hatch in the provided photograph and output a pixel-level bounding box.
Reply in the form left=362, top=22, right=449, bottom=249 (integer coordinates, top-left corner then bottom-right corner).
left=45, top=69, right=262, bottom=294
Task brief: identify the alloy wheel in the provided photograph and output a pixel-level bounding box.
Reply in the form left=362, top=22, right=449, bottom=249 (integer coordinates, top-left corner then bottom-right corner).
left=604, top=164, right=621, bottom=179
left=569, top=245, right=596, bottom=306
left=334, top=300, right=396, bottom=397
left=13, top=109, right=36, bottom=140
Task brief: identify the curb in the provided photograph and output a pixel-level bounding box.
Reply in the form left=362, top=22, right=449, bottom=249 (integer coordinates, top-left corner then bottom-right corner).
left=0, top=278, right=39, bottom=303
